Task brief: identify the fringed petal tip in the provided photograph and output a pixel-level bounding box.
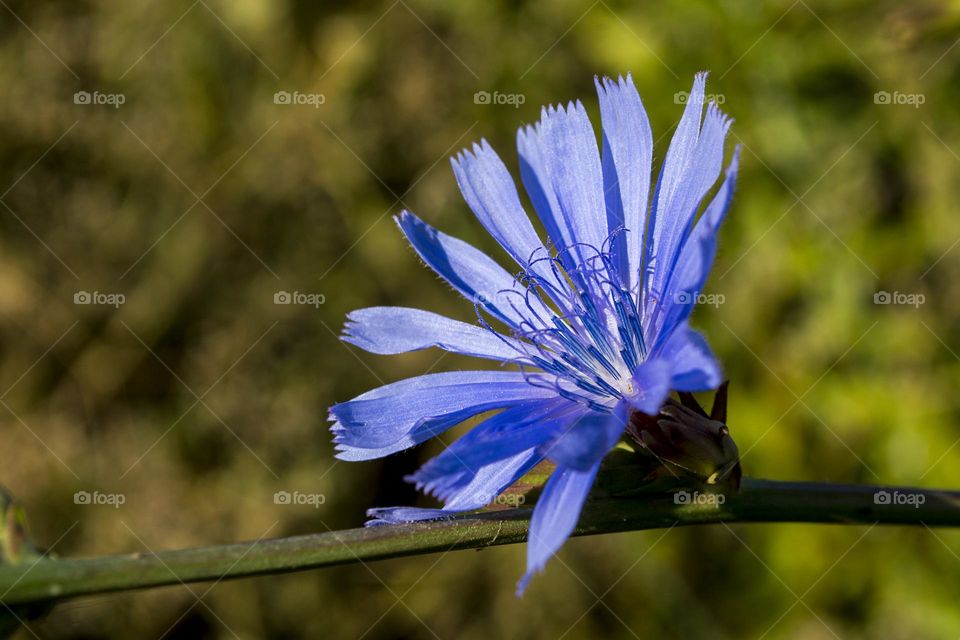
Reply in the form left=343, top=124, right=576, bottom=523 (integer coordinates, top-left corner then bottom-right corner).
left=538, top=99, right=589, bottom=126
left=402, top=468, right=472, bottom=504
left=705, top=101, right=733, bottom=132
left=402, top=471, right=453, bottom=502
left=328, top=371, right=554, bottom=460
left=451, top=138, right=495, bottom=168
left=594, top=72, right=636, bottom=96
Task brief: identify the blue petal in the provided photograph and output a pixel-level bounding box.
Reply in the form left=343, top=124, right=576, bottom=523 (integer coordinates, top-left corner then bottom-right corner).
left=518, top=102, right=607, bottom=264
left=655, top=322, right=722, bottom=392
left=648, top=73, right=707, bottom=243
left=625, top=357, right=673, bottom=415
left=330, top=371, right=555, bottom=460
left=517, top=461, right=600, bottom=596
left=644, top=74, right=731, bottom=332
left=539, top=401, right=628, bottom=471
left=596, top=74, right=653, bottom=295
left=365, top=506, right=456, bottom=526
left=517, top=125, right=566, bottom=259
left=366, top=447, right=545, bottom=524
left=408, top=398, right=578, bottom=501
left=343, top=306, right=525, bottom=361
left=654, top=149, right=740, bottom=341
left=443, top=448, right=542, bottom=510
left=397, top=211, right=551, bottom=331
left=451, top=141, right=561, bottom=292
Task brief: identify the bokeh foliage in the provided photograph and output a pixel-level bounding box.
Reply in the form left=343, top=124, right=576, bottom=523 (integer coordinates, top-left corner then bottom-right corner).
left=2, top=0, right=960, bottom=637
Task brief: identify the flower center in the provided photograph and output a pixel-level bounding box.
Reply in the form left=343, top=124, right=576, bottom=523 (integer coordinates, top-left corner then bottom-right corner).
left=476, top=240, right=648, bottom=412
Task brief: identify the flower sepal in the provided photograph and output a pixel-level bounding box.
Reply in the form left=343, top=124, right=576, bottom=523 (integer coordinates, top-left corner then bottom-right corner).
left=626, top=382, right=742, bottom=490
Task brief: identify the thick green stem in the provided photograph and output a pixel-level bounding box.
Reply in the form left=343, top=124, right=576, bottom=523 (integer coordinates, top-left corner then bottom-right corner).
left=1, top=478, right=959, bottom=606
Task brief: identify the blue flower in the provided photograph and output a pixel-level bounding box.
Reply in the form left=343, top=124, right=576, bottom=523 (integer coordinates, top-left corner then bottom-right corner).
left=330, top=72, right=739, bottom=595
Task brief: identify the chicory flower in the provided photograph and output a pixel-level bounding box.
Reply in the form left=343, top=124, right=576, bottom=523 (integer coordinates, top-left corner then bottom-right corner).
left=330, top=72, right=739, bottom=594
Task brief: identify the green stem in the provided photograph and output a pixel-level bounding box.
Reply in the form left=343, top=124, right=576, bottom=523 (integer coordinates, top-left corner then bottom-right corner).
left=2, top=478, right=959, bottom=606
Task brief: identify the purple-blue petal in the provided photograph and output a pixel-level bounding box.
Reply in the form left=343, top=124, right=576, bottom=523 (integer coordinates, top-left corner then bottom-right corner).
left=330, top=371, right=554, bottom=460
left=596, top=74, right=653, bottom=295
left=442, top=448, right=542, bottom=511
left=645, top=73, right=707, bottom=275
left=644, top=74, right=732, bottom=343
left=656, top=322, right=723, bottom=392
left=451, top=141, right=560, bottom=291
left=654, top=148, right=740, bottom=341
left=517, top=461, right=600, bottom=596
left=365, top=506, right=456, bottom=526
left=517, top=124, right=567, bottom=261
left=343, top=306, right=525, bottom=361
left=366, top=447, right=545, bottom=523
left=519, top=102, right=607, bottom=264
left=625, top=357, right=673, bottom=415
left=407, top=398, right=578, bottom=501
left=397, top=210, right=550, bottom=331
left=539, top=401, right=628, bottom=471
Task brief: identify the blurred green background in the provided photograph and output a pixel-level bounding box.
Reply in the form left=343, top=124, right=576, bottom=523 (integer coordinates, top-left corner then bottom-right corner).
left=2, top=0, right=960, bottom=637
